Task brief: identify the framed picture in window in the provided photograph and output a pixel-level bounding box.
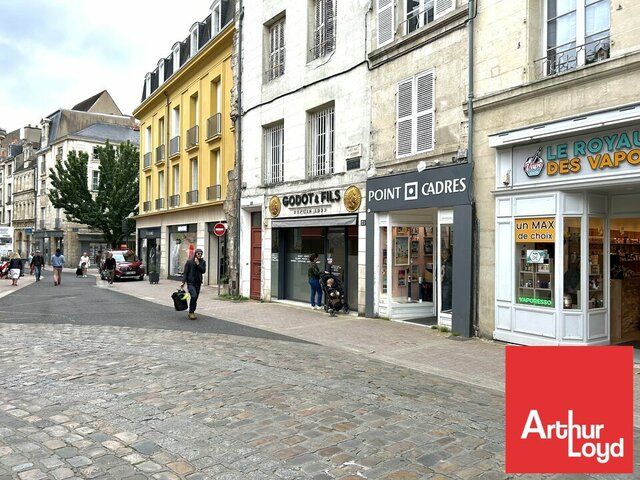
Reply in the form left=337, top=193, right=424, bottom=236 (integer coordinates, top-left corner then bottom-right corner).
left=397, top=227, right=408, bottom=235
left=411, top=240, right=419, bottom=258
left=423, top=238, right=433, bottom=254
left=382, top=249, right=387, bottom=266
left=410, top=227, right=419, bottom=236
left=411, top=264, right=419, bottom=281
left=394, top=236, right=409, bottom=265
left=397, top=269, right=406, bottom=287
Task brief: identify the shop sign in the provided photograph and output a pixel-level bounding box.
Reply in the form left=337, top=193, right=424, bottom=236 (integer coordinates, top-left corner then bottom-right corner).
left=517, top=296, right=553, bottom=306
left=513, top=126, right=640, bottom=186
left=139, top=227, right=160, bottom=238
left=269, top=186, right=363, bottom=218
left=177, top=225, right=188, bottom=232
left=515, top=218, right=555, bottom=243
left=366, top=163, right=471, bottom=213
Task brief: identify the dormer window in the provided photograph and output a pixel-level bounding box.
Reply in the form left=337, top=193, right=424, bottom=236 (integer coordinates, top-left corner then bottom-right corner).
left=172, top=43, right=181, bottom=71
left=145, top=73, right=151, bottom=98
left=158, top=59, right=165, bottom=83
left=211, top=0, right=222, bottom=35
left=190, top=23, right=200, bottom=56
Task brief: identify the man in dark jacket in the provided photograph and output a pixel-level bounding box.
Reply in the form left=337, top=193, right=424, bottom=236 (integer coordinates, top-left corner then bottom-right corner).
left=181, top=248, right=206, bottom=320
left=30, top=250, right=45, bottom=282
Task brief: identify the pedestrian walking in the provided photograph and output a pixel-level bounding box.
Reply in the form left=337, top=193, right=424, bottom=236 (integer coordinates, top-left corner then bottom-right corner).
left=103, top=251, right=116, bottom=285
left=30, top=250, right=45, bottom=282
left=308, top=253, right=323, bottom=309
left=8, top=253, right=22, bottom=286
left=79, top=252, right=90, bottom=277
left=28, top=252, right=34, bottom=275
left=180, top=248, right=206, bottom=320
left=95, top=250, right=103, bottom=275
left=51, top=248, right=65, bottom=286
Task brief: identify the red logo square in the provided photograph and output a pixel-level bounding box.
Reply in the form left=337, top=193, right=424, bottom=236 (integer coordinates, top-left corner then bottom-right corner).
left=506, top=346, right=634, bottom=474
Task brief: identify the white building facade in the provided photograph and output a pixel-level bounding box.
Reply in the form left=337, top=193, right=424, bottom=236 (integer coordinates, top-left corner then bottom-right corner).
left=239, top=0, right=371, bottom=312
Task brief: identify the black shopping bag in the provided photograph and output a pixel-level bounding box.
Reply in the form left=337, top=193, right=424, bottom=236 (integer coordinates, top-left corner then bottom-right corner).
left=172, top=289, right=189, bottom=311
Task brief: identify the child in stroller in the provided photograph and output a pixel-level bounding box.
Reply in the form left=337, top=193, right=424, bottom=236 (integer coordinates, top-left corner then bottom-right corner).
left=320, top=273, right=350, bottom=316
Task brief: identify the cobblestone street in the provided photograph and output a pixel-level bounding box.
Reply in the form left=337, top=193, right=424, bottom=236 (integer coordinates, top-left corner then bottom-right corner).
left=0, top=274, right=638, bottom=479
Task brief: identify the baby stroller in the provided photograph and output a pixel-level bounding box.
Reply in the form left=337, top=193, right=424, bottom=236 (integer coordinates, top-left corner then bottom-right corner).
left=320, top=273, right=350, bottom=316
left=0, top=260, right=9, bottom=279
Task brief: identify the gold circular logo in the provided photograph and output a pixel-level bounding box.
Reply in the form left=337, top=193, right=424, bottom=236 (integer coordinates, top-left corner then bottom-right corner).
left=269, top=196, right=281, bottom=217
left=343, top=186, right=362, bottom=213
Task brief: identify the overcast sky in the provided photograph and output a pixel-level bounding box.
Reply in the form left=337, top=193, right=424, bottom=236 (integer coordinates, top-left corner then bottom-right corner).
left=0, top=0, right=208, bottom=131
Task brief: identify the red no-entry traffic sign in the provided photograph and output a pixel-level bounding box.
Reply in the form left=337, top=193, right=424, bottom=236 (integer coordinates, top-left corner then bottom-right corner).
left=213, top=222, right=227, bottom=237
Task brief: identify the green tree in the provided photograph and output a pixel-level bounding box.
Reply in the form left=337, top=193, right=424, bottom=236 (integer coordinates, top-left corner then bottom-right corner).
left=48, top=141, right=139, bottom=248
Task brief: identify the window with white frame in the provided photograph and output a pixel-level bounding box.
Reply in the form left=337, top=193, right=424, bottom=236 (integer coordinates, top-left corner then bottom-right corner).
left=145, top=126, right=152, bottom=153
left=145, top=176, right=151, bottom=202
left=212, top=0, right=222, bottom=35
left=397, top=69, right=435, bottom=158
left=190, top=24, right=199, bottom=57
left=308, top=106, right=334, bottom=177
left=377, top=0, right=455, bottom=48
left=145, top=73, right=151, bottom=97
left=543, top=0, right=610, bottom=76
left=267, top=18, right=286, bottom=81
left=92, top=146, right=99, bottom=159
left=264, top=122, right=284, bottom=184
left=91, top=170, right=100, bottom=191
left=172, top=43, right=181, bottom=70
left=311, top=0, right=336, bottom=59
left=190, top=157, right=198, bottom=190
left=172, top=164, right=180, bottom=195
left=158, top=59, right=165, bottom=82
left=158, top=170, right=165, bottom=198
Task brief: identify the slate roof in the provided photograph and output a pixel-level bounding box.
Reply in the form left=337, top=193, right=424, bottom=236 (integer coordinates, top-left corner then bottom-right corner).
left=73, top=123, right=140, bottom=145
left=72, top=91, right=107, bottom=112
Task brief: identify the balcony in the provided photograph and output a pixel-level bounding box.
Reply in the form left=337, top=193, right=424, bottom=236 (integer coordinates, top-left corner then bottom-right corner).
left=54, top=218, right=61, bottom=229
left=186, top=125, right=199, bottom=150
left=169, top=136, right=180, bottom=158
left=143, top=201, right=151, bottom=212
left=143, top=152, right=152, bottom=169
left=155, top=145, right=165, bottom=164
left=169, top=194, right=180, bottom=207
left=207, top=184, right=222, bottom=201
left=186, top=190, right=199, bottom=204
left=206, top=113, right=221, bottom=141
left=534, top=35, right=610, bottom=80
left=155, top=197, right=165, bottom=210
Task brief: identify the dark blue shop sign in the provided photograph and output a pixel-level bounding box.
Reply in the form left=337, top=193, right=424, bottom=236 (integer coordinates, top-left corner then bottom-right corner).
left=366, top=163, right=472, bottom=212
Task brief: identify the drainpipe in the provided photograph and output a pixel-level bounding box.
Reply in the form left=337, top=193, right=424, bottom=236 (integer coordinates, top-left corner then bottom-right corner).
left=234, top=0, right=244, bottom=295
left=467, top=0, right=479, bottom=336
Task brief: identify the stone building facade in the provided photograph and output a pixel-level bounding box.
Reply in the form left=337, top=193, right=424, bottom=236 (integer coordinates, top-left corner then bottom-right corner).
left=473, top=0, right=640, bottom=345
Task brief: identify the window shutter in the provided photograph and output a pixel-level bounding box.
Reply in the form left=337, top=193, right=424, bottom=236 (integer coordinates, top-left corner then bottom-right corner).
left=314, top=0, right=323, bottom=57
left=434, top=0, right=455, bottom=19
left=396, top=79, right=413, bottom=157
left=415, top=70, right=435, bottom=153
left=377, top=0, right=394, bottom=48
left=278, top=21, right=285, bottom=76
left=325, top=0, right=336, bottom=53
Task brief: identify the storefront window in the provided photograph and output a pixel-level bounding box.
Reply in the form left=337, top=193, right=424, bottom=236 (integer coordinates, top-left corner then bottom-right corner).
left=389, top=226, right=434, bottom=304
left=563, top=217, right=581, bottom=310
left=515, top=217, right=555, bottom=308
left=347, top=226, right=358, bottom=309
left=284, top=228, right=325, bottom=303
left=379, top=227, right=387, bottom=295
left=271, top=231, right=279, bottom=298
left=169, top=225, right=197, bottom=277
left=440, top=225, right=453, bottom=312
left=588, top=218, right=604, bottom=309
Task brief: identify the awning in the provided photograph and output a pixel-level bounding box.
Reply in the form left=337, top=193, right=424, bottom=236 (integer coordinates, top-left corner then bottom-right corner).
left=271, top=215, right=357, bottom=228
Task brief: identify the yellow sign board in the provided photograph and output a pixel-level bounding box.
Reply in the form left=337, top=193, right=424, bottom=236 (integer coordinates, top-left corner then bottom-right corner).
left=515, top=217, right=555, bottom=243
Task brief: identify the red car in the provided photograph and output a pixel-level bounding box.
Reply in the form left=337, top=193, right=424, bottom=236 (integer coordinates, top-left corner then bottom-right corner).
left=102, top=250, right=145, bottom=281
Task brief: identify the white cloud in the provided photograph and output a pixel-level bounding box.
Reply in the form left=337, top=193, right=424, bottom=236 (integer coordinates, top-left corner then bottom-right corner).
left=0, top=0, right=210, bottom=130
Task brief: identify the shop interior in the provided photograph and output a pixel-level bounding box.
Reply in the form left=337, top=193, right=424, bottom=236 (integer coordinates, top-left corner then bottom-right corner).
left=609, top=218, right=640, bottom=345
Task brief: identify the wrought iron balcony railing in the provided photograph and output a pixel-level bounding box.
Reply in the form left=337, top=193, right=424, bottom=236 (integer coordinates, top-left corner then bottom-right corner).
left=143, top=152, right=152, bottom=169
left=186, top=125, right=199, bottom=150
left=207, top=184, right=222, bottom=201
left=206, top=114, right=222, bottom=140
left=534, top=35, right=610, bottom=79
left=169, top=136, right=180, bottom=157
left=155, top=198, right=165, bottom=210
left=186, top=190, right=199, bottom=204
left=169, top=194, right=180, bottom=207
left=143, top=201, right=151, bottom=212
left=155, top=144, right=165, bottom=164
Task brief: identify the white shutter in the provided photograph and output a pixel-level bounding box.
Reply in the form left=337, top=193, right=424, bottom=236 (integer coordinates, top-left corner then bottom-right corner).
left=396, top=79, right=413, bottom=157
left=434, top=0, right=455, bottom=19
left=377, top=0, right=394, bottom=48
left=416, top=70, right=435, bottom=153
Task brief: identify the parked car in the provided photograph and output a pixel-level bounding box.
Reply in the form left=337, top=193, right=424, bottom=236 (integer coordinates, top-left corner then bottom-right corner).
left=101, top=250, right=145, bottom=281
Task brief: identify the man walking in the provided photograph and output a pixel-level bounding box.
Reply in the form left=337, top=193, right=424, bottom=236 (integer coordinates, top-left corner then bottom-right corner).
left=30, top=250, right=45, bottom=282
left=180, top=248, right=206, bottom=320
left=51, top=248, right=65, bottom=286
left=103, top=251, right=116, bottom=286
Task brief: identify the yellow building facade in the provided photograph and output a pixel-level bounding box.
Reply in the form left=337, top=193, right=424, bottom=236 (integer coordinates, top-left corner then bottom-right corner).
left=133, top=12, right=235, bottom=284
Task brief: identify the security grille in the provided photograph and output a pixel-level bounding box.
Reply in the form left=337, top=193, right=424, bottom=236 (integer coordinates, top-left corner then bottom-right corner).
left=309, top=106, right=334, bottom=177
left=267, top=19, right=286, bottom=81
left=264, top=123, right=284, bottom=184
